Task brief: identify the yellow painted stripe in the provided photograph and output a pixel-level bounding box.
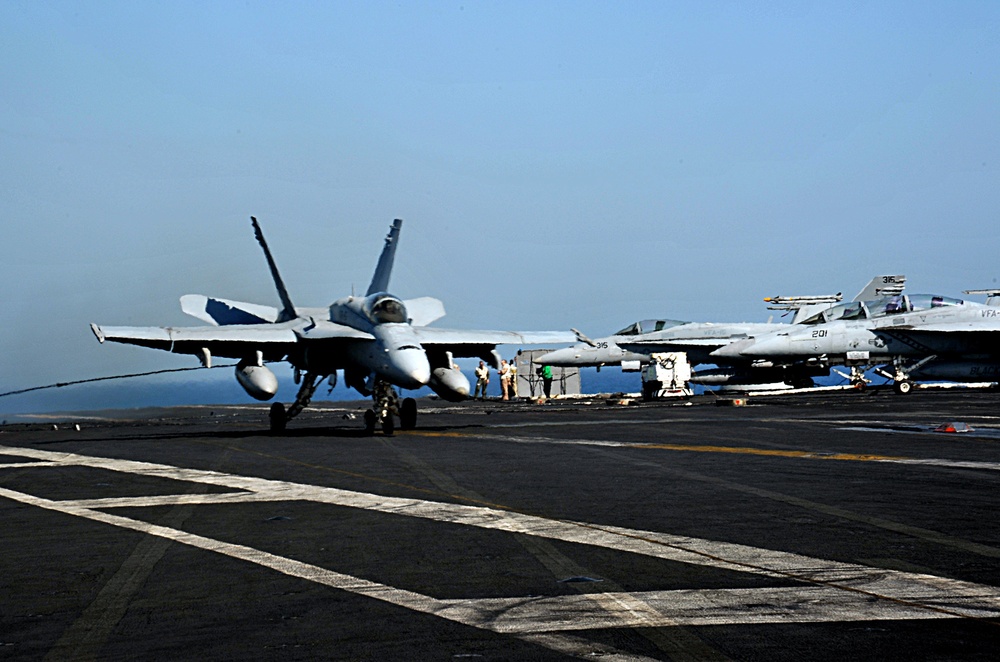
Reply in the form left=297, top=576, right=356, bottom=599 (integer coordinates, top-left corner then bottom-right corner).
left=409, top=430, right=908, bottom=463
left=629, top=444, right=907, bottom=462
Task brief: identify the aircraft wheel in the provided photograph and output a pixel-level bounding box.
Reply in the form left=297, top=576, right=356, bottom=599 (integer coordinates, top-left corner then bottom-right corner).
left=792, top=377, right=814, bottom=389
left=382, top=415, right=395, bottom=436
left=894, top=380, right=913, bottom=394
left=852, top=380, right=867, bottom=392
left=269, top=402, right=287, bottom=434
left=400, top=398, right=417, bottom=430
left=363, top=409, right=376, bottom=435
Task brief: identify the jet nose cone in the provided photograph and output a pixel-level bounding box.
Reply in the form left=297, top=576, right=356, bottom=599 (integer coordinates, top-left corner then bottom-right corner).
left=710, top=338, right=756, bottom=359
left=537, top=347, right=576, bottom=365
left=392, top=349, right=431, bottom=389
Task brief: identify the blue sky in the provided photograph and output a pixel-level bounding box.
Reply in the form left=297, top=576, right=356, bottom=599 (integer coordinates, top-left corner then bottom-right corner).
left=3, top=1, right=999, bottom=412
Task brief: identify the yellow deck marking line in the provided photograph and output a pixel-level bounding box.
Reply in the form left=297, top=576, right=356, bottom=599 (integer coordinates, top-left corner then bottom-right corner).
left=414, top=429, right=1000, bottom=472
left=412, top=429, right=897, bottom=460
left=2, top=444, right=1000, bottom=635
left=633, top=444, right=906, bottom=462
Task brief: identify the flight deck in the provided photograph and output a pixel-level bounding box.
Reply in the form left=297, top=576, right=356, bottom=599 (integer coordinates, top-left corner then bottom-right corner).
left=2, top=389, right=1000, bottom=660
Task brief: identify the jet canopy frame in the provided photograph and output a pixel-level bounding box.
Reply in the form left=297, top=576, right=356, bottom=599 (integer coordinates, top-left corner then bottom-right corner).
left=800, top=294, right=965, bottom=325
left=614, top=319, right=686, bottom=336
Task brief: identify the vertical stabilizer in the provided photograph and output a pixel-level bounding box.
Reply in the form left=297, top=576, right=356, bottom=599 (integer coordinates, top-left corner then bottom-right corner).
left=251, top=216, right=298, bottom=322
left=366, top=219, right=403, bottom=295
left=852, top=275, right=905, bottom=302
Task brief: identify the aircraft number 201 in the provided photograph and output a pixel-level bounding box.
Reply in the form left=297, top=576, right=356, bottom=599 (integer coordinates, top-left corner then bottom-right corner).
left=811, top=329, right=828, bottom=338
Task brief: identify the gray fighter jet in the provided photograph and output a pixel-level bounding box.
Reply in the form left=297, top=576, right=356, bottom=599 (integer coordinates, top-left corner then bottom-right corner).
left=91, top=218, right=573, bottom=432
left=711, top=291, right=1000, bottom=393
left=538, top=275, right=904, bottom=389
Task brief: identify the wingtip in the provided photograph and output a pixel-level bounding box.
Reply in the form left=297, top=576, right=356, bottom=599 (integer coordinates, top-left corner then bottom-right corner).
left=90, top=323, right=105, bottom=343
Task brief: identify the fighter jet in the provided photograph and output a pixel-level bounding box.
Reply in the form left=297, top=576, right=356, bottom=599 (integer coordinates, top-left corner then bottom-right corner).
left=711, top=291, right=1000, bottom=393
left=538, top=275, right=905, bottom=389
left=91, top=218, right=573, bottom=432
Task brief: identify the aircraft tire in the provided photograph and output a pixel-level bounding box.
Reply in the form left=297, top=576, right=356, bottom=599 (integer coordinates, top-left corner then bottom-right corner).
left=894, top=380, right=913, bottom=394
left=400, top=398, right=417, bottom=430
left=382, top=415, right=394, bottom=436
left=363, top=409, right=377, bottom=435
left=269, top=402, right=287, bottom=434
left=853, top=381, right=867, bottom=392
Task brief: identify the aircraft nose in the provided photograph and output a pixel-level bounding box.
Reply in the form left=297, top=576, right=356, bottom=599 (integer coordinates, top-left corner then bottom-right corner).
left=715, top=335, right=790, bottom=359
left=391, top=349, right=431, bottom=389
left=710, top=338, right=757, bottom=359
left=537, top=347, right=577, bottom=365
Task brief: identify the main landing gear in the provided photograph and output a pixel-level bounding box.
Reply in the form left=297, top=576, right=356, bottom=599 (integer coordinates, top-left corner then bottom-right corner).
left=871, top=356, right=935, bottom=396
left=887, top=356, right=937, bottom=395
left=268, top=372, right=322, bottom=433
left=267, top=374, right=419, bottom=435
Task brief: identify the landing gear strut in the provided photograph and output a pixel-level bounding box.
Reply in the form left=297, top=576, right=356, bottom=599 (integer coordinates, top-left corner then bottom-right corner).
left=269, top=372, right=323, bottom=433
left=364, top=380, right=402, bottom=436
left=884, top=355, right=936, bottom=395
left=848, top=365, right=869, bottom=391
left=362, top=381, right=418, bottom=435
left=267, top=373, right=420, bottom=435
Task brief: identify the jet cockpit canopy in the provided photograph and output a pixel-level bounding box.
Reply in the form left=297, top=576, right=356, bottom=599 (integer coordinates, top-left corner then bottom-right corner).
left=363, top=293, right=409, bottom=324
left=867, top=293, right=964, bottom=318
left=614, top=319, right=686, bottom=336
left=800, top=293, right=965, bottom=325
left=800, top=300, right=868, bottom=325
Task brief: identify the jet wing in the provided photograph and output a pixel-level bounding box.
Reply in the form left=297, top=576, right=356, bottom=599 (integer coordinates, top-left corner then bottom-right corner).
left=91, top=323, right=301, bottom=360
left=180, top=295, right=280, bottom=326
left=412, top=327, right=576, bottom=356
left=404, top=297, right=446, bottom=327
left=91, top=320, right=376, bottom=362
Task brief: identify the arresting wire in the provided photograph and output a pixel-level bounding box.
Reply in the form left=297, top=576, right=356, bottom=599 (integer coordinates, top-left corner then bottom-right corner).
left=0, top=364, right=238, bottom=399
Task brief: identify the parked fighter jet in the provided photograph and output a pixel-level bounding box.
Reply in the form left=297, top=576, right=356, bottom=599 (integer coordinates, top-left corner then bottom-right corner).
left=538, top=275, right=904, bottom=389
left=711, top=291, right=1000, bottom=393
left=91, top=218, right=573, bottom=432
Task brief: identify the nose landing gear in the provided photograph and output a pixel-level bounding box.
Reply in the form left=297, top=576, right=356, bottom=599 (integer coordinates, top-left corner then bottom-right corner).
left=267, top=374, right=420, bottom=435
left=362, top=380, right=418, bottom=435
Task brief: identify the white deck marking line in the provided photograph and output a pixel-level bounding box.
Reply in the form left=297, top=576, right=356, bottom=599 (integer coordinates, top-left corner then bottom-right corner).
left=0, top=485, right=451, bottom=616
left=0, top=461, right=64, bottom=468
left=0, top=485, right=990, bottom=634
left=0, top=485, right=658, bottom=662
left=2, top=444, right=1000, bottom=632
